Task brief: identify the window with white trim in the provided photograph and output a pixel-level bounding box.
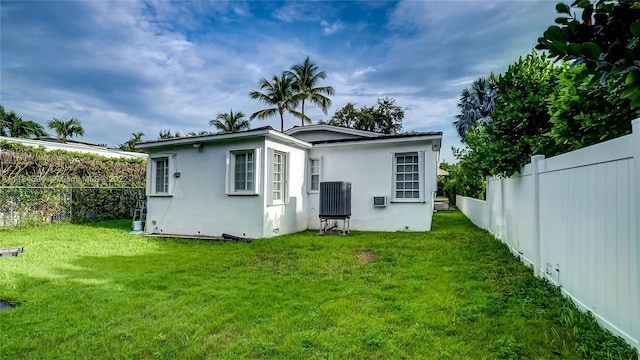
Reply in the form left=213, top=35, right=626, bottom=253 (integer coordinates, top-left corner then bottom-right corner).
left=393, top=152, right=423, bottom=201
left=149, top=155, right=174, bottom=196
left=309, top=158, right=320, bottom=192
left=234, top=151, right=254, bottom=191
left=226, top=148, right=260, bottom=195
left=272, top=151, right=286, bottom=201
left=154, top=158, right=169, bottom=193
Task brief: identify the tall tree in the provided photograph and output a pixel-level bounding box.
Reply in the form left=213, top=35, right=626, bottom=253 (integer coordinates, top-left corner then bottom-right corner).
left=119, top=131, right=145, bottom=151
left=158, top=129, right=175, bottom=139
left=547, top=64, right=634, bottom=153
left=249, top=72, right=304, bottom=132
left=210, top=109, right=251, bottom=133
left=1, top=106, right=47, bottom=138
left=47, top=117, right=85, bottom=143
left=0, top=106, right=7, bottom=137
left=465, top=52, right=563, bottom=177
left=537, top=1, right=640, bottom=110
left=453, top=74, right=498, bottom=143
left=324, top=98, right=404, bottom=134
left=288, top=56, right=334, bottom=126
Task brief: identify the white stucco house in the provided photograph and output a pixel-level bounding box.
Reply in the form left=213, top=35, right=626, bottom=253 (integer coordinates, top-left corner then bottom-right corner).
left=136, top=124, right=442, bottom=238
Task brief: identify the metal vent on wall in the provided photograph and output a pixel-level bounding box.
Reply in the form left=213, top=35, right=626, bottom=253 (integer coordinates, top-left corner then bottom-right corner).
left=319, top=182, right=351, bottom=217
left=373, top=196, right=387, bottom=207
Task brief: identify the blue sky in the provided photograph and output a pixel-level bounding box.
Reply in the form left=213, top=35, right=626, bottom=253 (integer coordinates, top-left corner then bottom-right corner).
left=0, top=1, right=559, bottom=162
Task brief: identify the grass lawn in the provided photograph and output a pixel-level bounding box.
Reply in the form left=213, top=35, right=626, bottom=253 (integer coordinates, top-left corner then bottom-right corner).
left=0, top=211, right=636, bottom=359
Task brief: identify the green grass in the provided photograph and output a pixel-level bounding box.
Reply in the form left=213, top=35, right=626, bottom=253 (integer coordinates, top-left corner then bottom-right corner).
left=0, top=211, right=636, bottom=359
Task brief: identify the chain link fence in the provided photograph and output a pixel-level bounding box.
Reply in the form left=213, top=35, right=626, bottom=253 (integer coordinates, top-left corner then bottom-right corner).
left=0, top=186, right=145, bottom=228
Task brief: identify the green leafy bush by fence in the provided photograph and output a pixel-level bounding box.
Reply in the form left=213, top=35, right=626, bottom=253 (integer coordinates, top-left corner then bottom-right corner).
left=0, top=141, right=146, bottom=227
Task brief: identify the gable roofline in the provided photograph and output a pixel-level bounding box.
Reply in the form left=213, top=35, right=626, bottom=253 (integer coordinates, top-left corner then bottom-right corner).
left=284, top=124, right=384, bottom=138
left=135, top=126, right=313, bottom=150
left=310, top=131, right=443, bottom=147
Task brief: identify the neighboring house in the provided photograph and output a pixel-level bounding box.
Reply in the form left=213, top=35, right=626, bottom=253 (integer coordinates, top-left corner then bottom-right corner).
left=136, top=124, right=442, bottom=238
left=437, top=168, right=449, bottom=178
left=0, top=136, right=147, bottom=160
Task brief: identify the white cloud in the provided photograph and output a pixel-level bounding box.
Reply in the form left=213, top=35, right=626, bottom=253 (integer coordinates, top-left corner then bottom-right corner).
left=352, top=66, right=376, bottom=77
left=0, top=0, right=561, bottom=154
left=320, top=20, right=344, bottom=35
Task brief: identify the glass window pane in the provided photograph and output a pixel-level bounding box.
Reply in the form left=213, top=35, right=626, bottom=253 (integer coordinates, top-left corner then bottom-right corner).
left=234, top=152, right=251, bottom=191
left=395, top=153, right=421, bottom=200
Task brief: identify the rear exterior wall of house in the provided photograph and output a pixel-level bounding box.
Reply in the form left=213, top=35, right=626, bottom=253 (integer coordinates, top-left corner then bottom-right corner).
left=307, top=139, right=439, bottom=232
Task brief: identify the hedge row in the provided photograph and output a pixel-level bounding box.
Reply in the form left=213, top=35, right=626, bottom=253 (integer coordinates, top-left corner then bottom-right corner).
left=0, top=141, right=146, bottom=226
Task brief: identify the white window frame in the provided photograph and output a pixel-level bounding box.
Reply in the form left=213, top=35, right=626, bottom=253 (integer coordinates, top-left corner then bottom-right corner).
left=226, top=148, right=261, bottom=196
left=267, top=148, right=289, bottom=205
left=392, top=151, right=424, bottom=202
left=308, top=157, right=321, bottom=193
left=148, top=154, right=175, bottom=197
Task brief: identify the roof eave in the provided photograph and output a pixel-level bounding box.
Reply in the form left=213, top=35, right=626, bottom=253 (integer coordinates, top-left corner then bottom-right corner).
left=311, top=133, right=442, bottom=147
left=135, top=128, right=312, bottom=150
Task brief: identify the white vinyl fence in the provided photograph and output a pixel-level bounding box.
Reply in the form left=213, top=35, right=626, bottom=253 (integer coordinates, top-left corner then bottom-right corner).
left=457, top=119, right=640, bottom=352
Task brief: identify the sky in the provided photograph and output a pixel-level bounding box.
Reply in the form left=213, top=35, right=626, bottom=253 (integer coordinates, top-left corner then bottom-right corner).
left=0, top=0, right=559, bottom=162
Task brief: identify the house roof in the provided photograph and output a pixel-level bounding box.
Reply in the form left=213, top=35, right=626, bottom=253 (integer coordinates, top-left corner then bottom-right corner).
left=284, top=124, right=384, bottom=138
left=135, top=126, right=313, bottom=150
left=309, top=131, right=443, bottom=146
left=136, top=125, right=443, bottom=152
left=437, top=168, right=450, bottom=176
left=0, top=136, right=147, bottom=159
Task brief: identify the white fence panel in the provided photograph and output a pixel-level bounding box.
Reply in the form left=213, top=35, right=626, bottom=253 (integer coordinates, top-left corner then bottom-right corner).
left=457, top=119, right=640, bottom=352
left=455, top=195, right=487, bottom=229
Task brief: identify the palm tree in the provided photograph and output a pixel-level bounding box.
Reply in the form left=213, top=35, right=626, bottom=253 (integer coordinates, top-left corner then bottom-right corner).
left=0, top=107, right=47, bottom=138
left=119, top=132, right=144, bottom=151
left=131, top=131, right=144, bottom=144
left=210, top=109, right=251, bottom=133
left=0, top=106, right=7, bottom=137
left=47, top=117, right=85, bottom=142
left=453, top=73, right=498, bottom=143
left=288, top=57, right=334, bottom=126
left=249, top=72, right=303, bottom=132
left=12, top=119, right=47, bottom=138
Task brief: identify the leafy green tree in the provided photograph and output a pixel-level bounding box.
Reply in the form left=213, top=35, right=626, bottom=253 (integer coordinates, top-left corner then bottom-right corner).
left=323, top=102, right=359, bottom=129
left=324, top=98, right=404, bottom=134
left=210, top=109, right=251, bottom=134
left=547, top=64, right=634, bottom=152
left=119, top=132, right=144, bottom=151
left=249, top=72, right=304, bottom=132
left=537, top=0, right=640, bottom=109
left=453, top=74, right=498, bottom=143
left=439, top=157, right=485, bottom=205
left=467, top=52, right=563, bottom=177
left=47, top=117, right=85, bottom=143
left=288, top=56, right=334, bottom=126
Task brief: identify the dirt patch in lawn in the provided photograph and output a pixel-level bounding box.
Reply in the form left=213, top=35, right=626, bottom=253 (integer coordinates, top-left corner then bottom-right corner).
left=354, top=250, right=377, bottom=264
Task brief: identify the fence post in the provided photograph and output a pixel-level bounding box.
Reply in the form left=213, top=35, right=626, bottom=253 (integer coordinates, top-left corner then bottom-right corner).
left=632, top=119, right=640, bottom=352
left=531, top=154, right=545, bottom=277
